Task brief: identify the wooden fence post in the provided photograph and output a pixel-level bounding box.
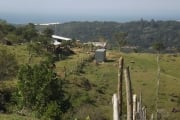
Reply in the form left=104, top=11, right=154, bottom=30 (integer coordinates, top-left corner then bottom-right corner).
left=142, top=106, right=147, bottom=120
left=150, top=113, right=154, bottom=120
left=133, top=94, right=137, bottom=120
left=117, top=57, right=124, bottom=117
left=136, top=101, right=140, bottom=119
left=124, top=67, right=133, bottom=120
left=112, top=93, right=120, bottom=120
left=139, top=93, right=142, bottom=120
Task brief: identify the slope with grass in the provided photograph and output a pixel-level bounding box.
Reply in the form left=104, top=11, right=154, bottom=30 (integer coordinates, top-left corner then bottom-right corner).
left=62, top=50, right=180, bottom=119
left=0, top=45, right=180, bottom=119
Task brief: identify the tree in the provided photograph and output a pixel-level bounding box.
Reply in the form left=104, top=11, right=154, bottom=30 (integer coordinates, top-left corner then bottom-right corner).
left=0, top=20, right=16, bottom=36
left=43, top=28, right=54, bottom=38
left=35, top=35, right=51, bottom=48
left=22, top=23, right=38, bottom=42
left=6, top=33, right=23, bottom=44
left=27, top=42, right=43, bottom=55
left=114, top=32, right=128, bottom=51
left=152, top=41, right=165, bottom=53
left=17, top=62, right=70, bottom=119
left=0, top=46, right=18, bottom=80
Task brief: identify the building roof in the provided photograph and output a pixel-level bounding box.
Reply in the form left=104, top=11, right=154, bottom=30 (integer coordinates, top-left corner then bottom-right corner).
left=35, top=22, right=60, bottom=26
left=52, top=35, right=72, bottom=41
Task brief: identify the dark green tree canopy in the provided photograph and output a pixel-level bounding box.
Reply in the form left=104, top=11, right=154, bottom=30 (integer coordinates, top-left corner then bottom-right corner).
left=114, top=32, right=128, bottom=51
left=43, top=28, right=54, bottom=38
left=17, top=62, right=70, bottom=119
left=152, top=41, right=165, bottom=52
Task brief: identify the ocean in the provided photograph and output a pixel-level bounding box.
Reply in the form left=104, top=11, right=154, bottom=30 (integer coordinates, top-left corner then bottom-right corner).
left=1, top=13, right=180, bottom=24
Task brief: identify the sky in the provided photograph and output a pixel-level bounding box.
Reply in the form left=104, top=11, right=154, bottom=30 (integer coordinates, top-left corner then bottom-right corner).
left=0, top=0, right=180, bottom=23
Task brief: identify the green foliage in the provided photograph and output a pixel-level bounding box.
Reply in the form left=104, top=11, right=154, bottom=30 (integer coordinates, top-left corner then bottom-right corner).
left=26, top=36, right=54, bottom=64
left=0, top=20, right=15, bottom=36
left=36, top=35, right=51, bottom=46
left=61, top=41, right=71, bottom=47
left=10, top=23, right=38, bottom=43
left=22, top=23, right=38, bottom=42
left=6, top=33, right=23, bottom=44
left=27, top=42, right=43, bottom=56
left=0, top=46, right=18, bottom=80
left=36, top=20, right=180, bottom=49
left=114, top=32, right=128, bottom=51
left=17, top=62, right=69, bottom=119
left=43, top=28, right=54, bottom=38
left=42, top=101, right=62, bottom=120
left=152, top=41, right=165, bottom=52
left=0, top=21, right=40, bottom=44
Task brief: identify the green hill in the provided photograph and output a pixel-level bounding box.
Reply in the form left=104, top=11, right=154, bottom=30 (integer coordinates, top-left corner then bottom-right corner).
left=0, top=19, right=180, bottom=119
left=0, top=44, right=180, bottom=120
left=36, top=20, right=180, bottom=50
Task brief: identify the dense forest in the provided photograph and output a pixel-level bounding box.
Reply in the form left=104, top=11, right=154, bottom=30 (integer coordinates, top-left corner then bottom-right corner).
left=37, top=20, right=180, bottom=50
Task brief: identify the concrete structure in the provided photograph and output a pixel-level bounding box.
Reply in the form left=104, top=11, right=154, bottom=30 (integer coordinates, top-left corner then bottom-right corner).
left=95, top=49, right=106, bottom=62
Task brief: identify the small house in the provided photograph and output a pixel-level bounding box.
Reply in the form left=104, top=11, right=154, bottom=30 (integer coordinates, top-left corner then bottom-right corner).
left=95, top=49, right=106, bottom=62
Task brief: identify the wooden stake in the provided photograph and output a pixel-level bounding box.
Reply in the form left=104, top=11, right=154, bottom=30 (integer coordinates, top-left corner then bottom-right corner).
left=117, top=57, right=124, bottom=116
left=133, top=94, right=137, bottom=120
left=142, top=106, right=146, bottom=120
left=137, top=101, right=140, bottom=113
left=150, top=113, right=154, bottom=120
left=124, top=67, right=133, bottom=120
left=112, top=93, right=120, bottom=120
left=139, top=93, right=142, bottom=120
left=136, top=101, right=140, bottom=119
left=144, top=107, right=147, bottom=120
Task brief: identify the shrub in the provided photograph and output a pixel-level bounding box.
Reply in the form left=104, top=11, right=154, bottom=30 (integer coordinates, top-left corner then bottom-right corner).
left=0, top=46, right=18, bottom=80
left=16, top=62, right=70, bottom=119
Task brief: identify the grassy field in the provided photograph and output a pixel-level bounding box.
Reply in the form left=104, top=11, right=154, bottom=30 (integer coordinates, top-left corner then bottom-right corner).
left=0, top=45, right=180, bottom=119
left=0, top=113, right=38, bottom=120
left=63, top=50, right=180, bottom=119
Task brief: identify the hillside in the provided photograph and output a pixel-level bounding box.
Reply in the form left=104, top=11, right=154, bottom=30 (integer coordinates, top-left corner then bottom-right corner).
left=0, top=44, right=180, bottom=119
left=36, top=20, right=180, bottom=50
left=0, top=20, right=180, bottom=119
left=62, top=50, right=180, bottom=119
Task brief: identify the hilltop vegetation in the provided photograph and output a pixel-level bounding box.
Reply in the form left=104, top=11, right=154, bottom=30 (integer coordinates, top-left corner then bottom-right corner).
left=37, top=20, right=180, bottom=50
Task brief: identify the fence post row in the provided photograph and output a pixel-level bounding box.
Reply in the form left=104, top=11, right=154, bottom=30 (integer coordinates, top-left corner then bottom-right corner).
left=124, top=66, right=133, bottom=120
left=117, top=57, right=124, bottom=117
left=113, top=57, right=148, bottom=120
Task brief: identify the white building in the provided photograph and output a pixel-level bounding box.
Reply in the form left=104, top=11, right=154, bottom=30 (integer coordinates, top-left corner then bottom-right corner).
left=51, top=35, right=72, bottom=46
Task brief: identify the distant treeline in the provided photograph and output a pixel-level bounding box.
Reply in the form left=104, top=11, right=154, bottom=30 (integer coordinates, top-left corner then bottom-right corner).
left=36, top=20, right=180, bottom=49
